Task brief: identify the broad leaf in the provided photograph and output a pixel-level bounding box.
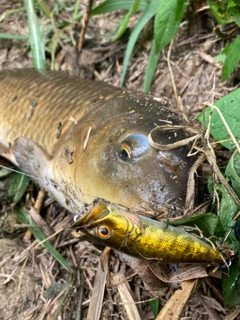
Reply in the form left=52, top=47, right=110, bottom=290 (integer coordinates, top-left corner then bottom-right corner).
left=219, top=36, right=240, bottom=80
left=197, top=88, right=240, bottom=150
left=222, top=258, right=240, bottom=307
left=154, top=0, right=188, bottom=53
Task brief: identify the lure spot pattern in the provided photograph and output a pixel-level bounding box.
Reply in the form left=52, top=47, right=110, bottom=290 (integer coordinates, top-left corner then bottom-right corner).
left=72, top=199, right=223, bottom=264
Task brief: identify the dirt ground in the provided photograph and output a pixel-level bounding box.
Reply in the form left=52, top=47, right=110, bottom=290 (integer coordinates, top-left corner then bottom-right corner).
left=0, top=1, right=240, bottom=320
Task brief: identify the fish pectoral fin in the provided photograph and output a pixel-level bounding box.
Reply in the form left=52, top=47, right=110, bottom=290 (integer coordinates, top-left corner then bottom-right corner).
left=0, top=141, right=21, bottom=165
left=13, top=137, right=52, bottom=180
left=0, top=142, right=9, bottom=154
left=0, top=142, right=13, bottom=161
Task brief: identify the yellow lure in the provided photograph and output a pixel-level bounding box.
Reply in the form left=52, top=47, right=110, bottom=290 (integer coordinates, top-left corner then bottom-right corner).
left=72, top=199, right=223, bottom=264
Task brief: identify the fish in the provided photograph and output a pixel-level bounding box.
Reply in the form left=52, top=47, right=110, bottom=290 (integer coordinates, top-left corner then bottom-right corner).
left=0, top=68, right=193, bottom=214
left=72, top=199, right=223, bottom=264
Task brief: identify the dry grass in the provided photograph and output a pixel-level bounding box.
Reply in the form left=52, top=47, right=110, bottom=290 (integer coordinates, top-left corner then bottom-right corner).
left=0, top=1, right=240, bottom=319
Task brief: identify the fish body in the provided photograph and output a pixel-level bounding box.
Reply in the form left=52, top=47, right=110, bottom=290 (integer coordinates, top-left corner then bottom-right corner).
left=72, top=199, right=223, bottom=264
left=0, top=69, right=192, bottom=213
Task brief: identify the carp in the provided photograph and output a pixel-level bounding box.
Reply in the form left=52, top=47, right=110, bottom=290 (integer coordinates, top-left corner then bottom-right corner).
left=0, top=69, right=193, bottom=213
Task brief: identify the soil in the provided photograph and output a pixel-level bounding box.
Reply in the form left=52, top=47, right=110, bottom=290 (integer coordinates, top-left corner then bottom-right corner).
left=0, top=1, right=240, bottom=320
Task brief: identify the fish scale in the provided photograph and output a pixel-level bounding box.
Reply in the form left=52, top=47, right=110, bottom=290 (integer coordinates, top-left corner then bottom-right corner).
left=0, top=68, right=194, bottom=213
left=0, top=70, right=124, bottom=154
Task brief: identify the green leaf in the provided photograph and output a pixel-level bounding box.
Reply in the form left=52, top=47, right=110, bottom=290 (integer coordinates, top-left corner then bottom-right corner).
left=150, top=298, right=160, bottom=317
left=24, top=0, right=46, bottom=69
left=221, top=36, right=240, bottom=80
left=207, top=180, right=239, bottom=252
left=208, top=0, right=240, bottom=26
left=57, top=0, right=148, bottom=29
left=143, top=39, right=161, bottom=93
left=7, top=172, right=30, bottom=204
left=222, top=258, right=240, bottom=307
left=0, top=7, right=25, bottom=23
left=113, top=0, right=141, bottom=41
left=214, top=52, right=226, bottom=63
left=212, top=0, right=228, bottom=12
left=154, top=0, right=189, bottom=54
left=226, top=150, right=240, bottom=198
left=120, top=0, right=159, bottom=86
left=143, top=0, right=189, bottom=92
left=0, top=33, right=28, bottom=40
left=15, top=207, right=74, bottom=274
left=228, top=6, right=240, bottom=26
left=197, top=88, right=240, bottom=150
left=208, top=0, right=233, bottom=23
left=0, top=168, right=12, bottom=178
left=213, top=184, right=239, bottom=236
left=171, top=180, right=239, bottom=245
left=170, top=213, right=219, bottom=237
left=91, top=0, right=148, bottom=15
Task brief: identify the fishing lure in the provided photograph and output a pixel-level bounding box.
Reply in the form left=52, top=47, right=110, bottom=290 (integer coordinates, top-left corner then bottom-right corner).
left=72, top=199, right=223, bottom=264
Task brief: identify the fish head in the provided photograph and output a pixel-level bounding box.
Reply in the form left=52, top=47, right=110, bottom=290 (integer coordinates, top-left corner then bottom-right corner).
left=55, top=93, right=195, bottom=212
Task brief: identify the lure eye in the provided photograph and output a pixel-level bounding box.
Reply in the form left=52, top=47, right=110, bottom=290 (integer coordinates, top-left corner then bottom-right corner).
left=119, top=134, right=149, bottom=161
left=97, top=225, right=112, bottom=239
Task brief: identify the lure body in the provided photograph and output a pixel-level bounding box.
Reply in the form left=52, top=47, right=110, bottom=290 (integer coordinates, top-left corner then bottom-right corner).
left=0, top=69, right=192, bottom=213
left=72, top=200, right=223, bottom=264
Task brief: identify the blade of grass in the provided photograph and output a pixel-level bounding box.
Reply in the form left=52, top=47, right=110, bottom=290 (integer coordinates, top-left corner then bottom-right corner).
left=58, top=0, right=148, bottom=29
left=120, top=0, right=159, bottom=87
left=15, top=206, right=73, bottom=274
left=143, top=39, right=160, bottom=92
left=0, top=33, right=28, bottom=40
left=73, top=0, right=82, bottom=20
left=52, top=281, right=74, bottom=320
left=24, top=0, right=46, bottom=69
left=37, top=0, right=52, bottom=19
left=8, top=172, right=30, bottom=204
left=91, top=0, right=148, bottom=15
left=0, top=7, right=25, bottom=23
left=150, top=298, right=160, bottom=318
left=113, top=0, right=141, bottom=41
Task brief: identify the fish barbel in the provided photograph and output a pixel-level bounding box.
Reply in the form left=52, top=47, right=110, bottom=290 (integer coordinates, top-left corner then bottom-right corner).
left=0, top=69, right=193, bottom=213
left=72, top=199, right=223, bottom=264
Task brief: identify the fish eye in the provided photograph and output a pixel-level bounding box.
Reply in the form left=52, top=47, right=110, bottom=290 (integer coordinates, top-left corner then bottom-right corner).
left=120, top=143, right=132, bottom=159
left=97, top=225, right=112, bottom=239
left=119, top=134, right=149, bottom=161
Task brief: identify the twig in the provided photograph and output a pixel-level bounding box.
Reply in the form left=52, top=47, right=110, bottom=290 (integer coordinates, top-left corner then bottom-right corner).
left=78, top=0, right=94, bottom=52
left=167, top=40, right=188, bottom=122
left=148, top=125, right=200, bottom=151
left=184, top=153, right=206, bottom=215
